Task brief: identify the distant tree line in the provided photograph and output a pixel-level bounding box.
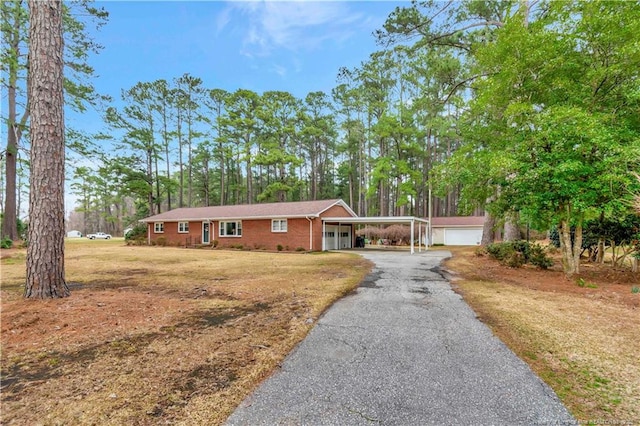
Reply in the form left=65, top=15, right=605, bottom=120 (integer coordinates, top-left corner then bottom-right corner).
left=2, top=1, right=639, bottom=278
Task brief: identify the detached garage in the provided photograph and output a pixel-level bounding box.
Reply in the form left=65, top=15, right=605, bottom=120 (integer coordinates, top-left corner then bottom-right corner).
left=430, top=216, right=485, bottom=246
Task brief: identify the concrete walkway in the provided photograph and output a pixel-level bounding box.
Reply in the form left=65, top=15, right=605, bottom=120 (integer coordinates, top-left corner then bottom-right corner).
left=226, top=251, right=576, bottom=425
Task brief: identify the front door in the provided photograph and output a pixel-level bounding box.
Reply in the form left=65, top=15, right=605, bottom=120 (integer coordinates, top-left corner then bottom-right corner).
left=202, top=221, right=210, bottom=244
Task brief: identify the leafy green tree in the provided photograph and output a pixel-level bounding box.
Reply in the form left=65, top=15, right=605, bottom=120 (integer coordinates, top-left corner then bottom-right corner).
left=444, top=1, right=640, bottom=275
left=255, top=91, right=302, bottom=202
left=201, top=88, right=229, bottom=205
left=149, top=79, right=176, bottom=210
left=299, top=91, right=337, bottom=200
left=332, top=82, right=368, bottom=214
left=1, top=0, right=108, bottom=240
left=221, top=89, right=261, bottom=204
left=105, top=82, right=160, bottom=216
left=174, top=73, right=204, bottom=207
left=377, top=0, right=525, bottom=230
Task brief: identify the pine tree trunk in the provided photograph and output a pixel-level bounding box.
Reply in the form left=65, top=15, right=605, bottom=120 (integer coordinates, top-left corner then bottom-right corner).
left=2, top=7, right=23, bottom=241
left=25, top=0, right=68, bottom=299
left=3, top=123, right=18, bottom=240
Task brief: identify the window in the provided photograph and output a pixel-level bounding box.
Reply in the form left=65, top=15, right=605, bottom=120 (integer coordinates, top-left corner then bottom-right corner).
left=271, top=219, right=287, bottom=233
left=154, top=222, right=164, bottom=233
left=219, top=221, right=242, bottom=237
left=178, top=222, right=189, bottom=233
left=341, top=232, right=350, bottom=238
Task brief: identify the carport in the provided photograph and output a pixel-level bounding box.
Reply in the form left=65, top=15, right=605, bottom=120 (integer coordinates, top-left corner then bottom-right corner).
left=321, top=216, right=430, bottom=254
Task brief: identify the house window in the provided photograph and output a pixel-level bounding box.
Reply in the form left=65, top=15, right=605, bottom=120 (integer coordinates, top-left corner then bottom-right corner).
left=219, top=221, right=242, bottom=237
left=154, top=222, right=164, bottom=233
left=178, top=222, right=189, bottom=233
left=271, top=219, right=287, bottom=233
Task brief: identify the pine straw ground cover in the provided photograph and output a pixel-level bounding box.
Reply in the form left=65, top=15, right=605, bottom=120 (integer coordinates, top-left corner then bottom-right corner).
left=0, top=239, right=371, bottom=425
left=444, top=246, right=640, bottom=425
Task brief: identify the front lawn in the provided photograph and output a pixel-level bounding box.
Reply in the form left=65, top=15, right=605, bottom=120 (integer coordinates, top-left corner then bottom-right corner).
left=1, top=240, right=371, bottom=425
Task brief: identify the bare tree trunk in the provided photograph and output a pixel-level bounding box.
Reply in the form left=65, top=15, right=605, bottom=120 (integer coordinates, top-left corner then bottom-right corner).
left=163, top=111, right=172, bottom=211
left=246, top=140, right=253, bottom=204
left=25, top=0, right=68, bottom=298
left=177, top=114, right=184, bottom=208
left=559, top=218, right=581, bottom=277
left=481, top=211, right=496, bottom=246
left=503, top=211, right=521, bottom=241
left=218, top=139, right=225, bottom=206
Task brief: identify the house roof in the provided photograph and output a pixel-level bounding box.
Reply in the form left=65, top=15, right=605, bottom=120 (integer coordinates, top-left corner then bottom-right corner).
left=140, top=199, right=357, bottom=222
left=430, top=216, right=485, bottom=227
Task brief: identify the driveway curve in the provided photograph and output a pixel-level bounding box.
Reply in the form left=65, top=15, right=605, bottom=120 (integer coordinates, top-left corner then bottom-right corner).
left=226, top=250, right=576, bottom=425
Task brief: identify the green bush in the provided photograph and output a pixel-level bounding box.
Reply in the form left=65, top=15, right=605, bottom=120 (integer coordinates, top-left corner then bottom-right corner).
left=277, top=244, right=283, bottom=252
left=1, top=237, right=13, bottom=249
left=125, top=224, right=146, bottom=241
left=486, top=241, right=553, bottom=269
left=505, top=252, right=525, bottom=268
left=125, top=224, right=147, bottom=246
left=486, top=242, right=516, bottom=262
left=474, top=246, right=487, bottom=257
left=528, top=244, right=554, bottom=269
left=16, top=218, right=27, bottom=240
left=511, top=240, right=531, bottom=261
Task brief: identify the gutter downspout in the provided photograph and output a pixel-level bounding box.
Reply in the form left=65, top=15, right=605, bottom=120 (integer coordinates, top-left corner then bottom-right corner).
left=306, top=216, right=313, bottom=251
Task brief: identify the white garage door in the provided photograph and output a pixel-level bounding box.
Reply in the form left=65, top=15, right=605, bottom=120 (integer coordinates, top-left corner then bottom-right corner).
left=444, top=228, right=483, bottom=246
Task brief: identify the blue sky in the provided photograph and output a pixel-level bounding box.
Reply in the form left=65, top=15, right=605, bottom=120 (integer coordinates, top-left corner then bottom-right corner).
left=58, top=0, right=409, bottom=214
left=68, top=0, right=409, bottom=132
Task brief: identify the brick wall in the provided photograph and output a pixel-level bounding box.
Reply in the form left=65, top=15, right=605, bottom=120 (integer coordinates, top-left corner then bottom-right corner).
left=147, top=221, right=202, bottom=247
left=148, top=218, right=316, bottom=251
left=146, top=202, right=356, bottom=251
left=213, top=218, right=312, bottom=251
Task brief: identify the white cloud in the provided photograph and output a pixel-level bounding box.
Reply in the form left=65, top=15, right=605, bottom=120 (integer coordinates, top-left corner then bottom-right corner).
left=270, top=63, right=287, bottom=77
left=221, top=1, right=365, bottom=57
left=215, top=6, right=232, bottom=35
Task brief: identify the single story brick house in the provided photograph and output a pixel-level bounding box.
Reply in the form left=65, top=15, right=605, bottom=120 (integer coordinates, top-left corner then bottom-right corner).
left=140, top=199, right=358, bottom=251
left=429, top=216, right=485, bottom=245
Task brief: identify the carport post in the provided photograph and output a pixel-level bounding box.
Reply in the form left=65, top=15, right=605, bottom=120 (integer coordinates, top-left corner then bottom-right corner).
left=322, top=221, right=326, bottom=251
left=410, top=219, right=415, bottom=254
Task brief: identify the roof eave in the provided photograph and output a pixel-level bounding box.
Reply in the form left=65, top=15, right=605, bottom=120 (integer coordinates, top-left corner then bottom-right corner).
left=141, top=214, right=320, bottom=223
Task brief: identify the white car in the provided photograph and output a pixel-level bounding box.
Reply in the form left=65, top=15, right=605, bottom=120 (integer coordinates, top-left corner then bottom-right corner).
left=87, top=232, right=112, bottom=240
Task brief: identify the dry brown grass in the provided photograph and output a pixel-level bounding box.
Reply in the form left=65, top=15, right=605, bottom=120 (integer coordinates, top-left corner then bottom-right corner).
left=1, top=239, right=371, bottom=425
left=444, top=246, right=640, bottom=424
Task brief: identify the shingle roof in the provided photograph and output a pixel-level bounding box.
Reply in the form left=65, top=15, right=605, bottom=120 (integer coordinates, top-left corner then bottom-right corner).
left=140, top=199, right=356, bottom=222
left=430, top=216, right=485, bottom=227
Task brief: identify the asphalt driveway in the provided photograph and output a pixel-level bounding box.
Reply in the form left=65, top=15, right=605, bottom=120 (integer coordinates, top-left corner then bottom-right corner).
left=226, top=250, right=576, bottom=425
